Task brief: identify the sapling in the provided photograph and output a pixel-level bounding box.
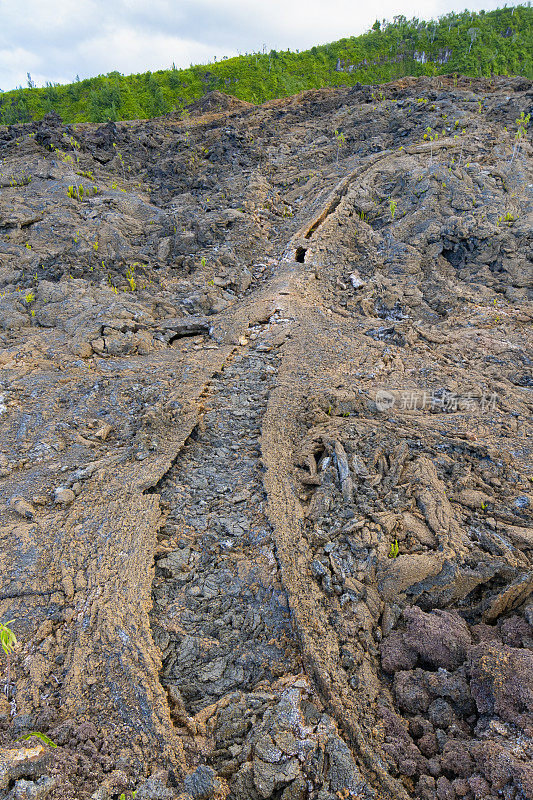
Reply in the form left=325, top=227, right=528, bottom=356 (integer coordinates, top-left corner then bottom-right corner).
left=19, top=732, right=57, bottom=747
left=424, top=126, right=438, bottom=164
left=126, top=265, right=136, bottom=291
left=0, top=620, right=17, bottom=685
left=510, top=112, right=530, bottom=165
left=113, top=143, right=126, bottom=181
left=456, top=128, right=467, bottom=166
left=334, top=130, right=346, bottom=164
left=388, top=539, right=399, bottom=558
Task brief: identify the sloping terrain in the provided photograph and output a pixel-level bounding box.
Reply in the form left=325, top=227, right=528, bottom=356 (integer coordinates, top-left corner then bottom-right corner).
left=0, top=75, right=532, bottom=800
left=1, top=5, right=532, bottom=124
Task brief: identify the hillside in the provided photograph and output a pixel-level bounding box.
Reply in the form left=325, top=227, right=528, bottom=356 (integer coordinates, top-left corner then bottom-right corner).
left=0, top=5, right=532, bottom=124
left=0, top=74, right=531, bottom=799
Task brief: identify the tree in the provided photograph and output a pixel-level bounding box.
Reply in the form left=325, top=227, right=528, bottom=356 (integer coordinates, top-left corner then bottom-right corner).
left=468, top=28, right=479, bottom=52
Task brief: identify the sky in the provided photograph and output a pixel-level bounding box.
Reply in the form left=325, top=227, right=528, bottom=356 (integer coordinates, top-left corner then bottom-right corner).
left=0, top=0, right=511, bottom=91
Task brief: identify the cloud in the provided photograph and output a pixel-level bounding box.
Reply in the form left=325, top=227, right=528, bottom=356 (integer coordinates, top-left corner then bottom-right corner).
left=80, top=27, right=219, bottom=76
left=0, top=0, right=509, bottom=91
left=0, top=45, right=41, bottom=86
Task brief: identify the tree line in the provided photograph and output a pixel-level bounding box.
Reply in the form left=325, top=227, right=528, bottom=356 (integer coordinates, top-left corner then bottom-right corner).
left=0, top=5, right=531, bottom=125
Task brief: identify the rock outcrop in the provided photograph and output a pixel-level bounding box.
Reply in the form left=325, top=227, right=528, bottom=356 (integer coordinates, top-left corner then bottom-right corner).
left=0, top=76, right=531, bottom=800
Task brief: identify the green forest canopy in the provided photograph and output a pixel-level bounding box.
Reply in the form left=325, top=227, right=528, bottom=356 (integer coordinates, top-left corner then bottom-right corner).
left=1, top=5, right=532, bottom=125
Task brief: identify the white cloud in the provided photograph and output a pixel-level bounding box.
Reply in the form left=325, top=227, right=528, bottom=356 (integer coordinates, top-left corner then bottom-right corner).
left=81, top=28, right=225, bottom=76
left=0, top=46, right=41, bottom=89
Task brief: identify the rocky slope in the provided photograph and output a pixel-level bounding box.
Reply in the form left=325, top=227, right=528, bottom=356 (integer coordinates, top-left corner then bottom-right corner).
left=0, top=75, right=532, bottom=800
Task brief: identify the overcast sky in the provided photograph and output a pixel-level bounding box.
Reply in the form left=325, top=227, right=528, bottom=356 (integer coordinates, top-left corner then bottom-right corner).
left=0, top=0, right=510, bottom=91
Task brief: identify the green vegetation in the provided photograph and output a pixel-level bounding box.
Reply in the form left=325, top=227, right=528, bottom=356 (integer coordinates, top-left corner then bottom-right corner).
left=67, top=184, right=98, bottom=200
left=0, top=6, right=531, bottom=124
left=497, top=211, right=518, bottom=225
left=0, top=620, right=17, bottom=683
left=388, top=539, right=400, bottom=558
left=334, top=129, right=346, bottom=163
left=511, top=110, right=530, bottom=163
left=126, top=265, right=137, bottom=291
left=424, top=125, right=439, bottom=163
left=18, top=732, right=57, bottom=747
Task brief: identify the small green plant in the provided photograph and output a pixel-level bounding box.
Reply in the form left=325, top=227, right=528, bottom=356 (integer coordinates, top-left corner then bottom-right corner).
left=389, top=199, right=397, bottom=220
left=388, top=539, right=400, bottom=558
left=18, top=732, right=57, bottom=747
left=67, top=184, right=85, bottom=201
left=93, top=240, right=98, bottom=252
left=126, top=265, right=136, bottom=291
left=113, top=144, right=126, bottom=181
left=24, top=290, right=35, bottom=305
left=1, top=620, right=17, bottom=683
left=497, top=211, right=516, bottom=226
left=511, top=111, right=530, bottom=164
left=8, top=171, right=32, bottom=187
left=334, top=129, right=346, bottom=164
left=424, top=126, right=438, bottom=163
left=200, top=256, right=207, bottom=268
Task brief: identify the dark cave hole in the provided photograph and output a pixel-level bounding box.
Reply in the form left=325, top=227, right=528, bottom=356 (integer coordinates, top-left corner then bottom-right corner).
left=313, top=445, right=326, bottom=472
left=295, top=247, right=306, bottom=263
